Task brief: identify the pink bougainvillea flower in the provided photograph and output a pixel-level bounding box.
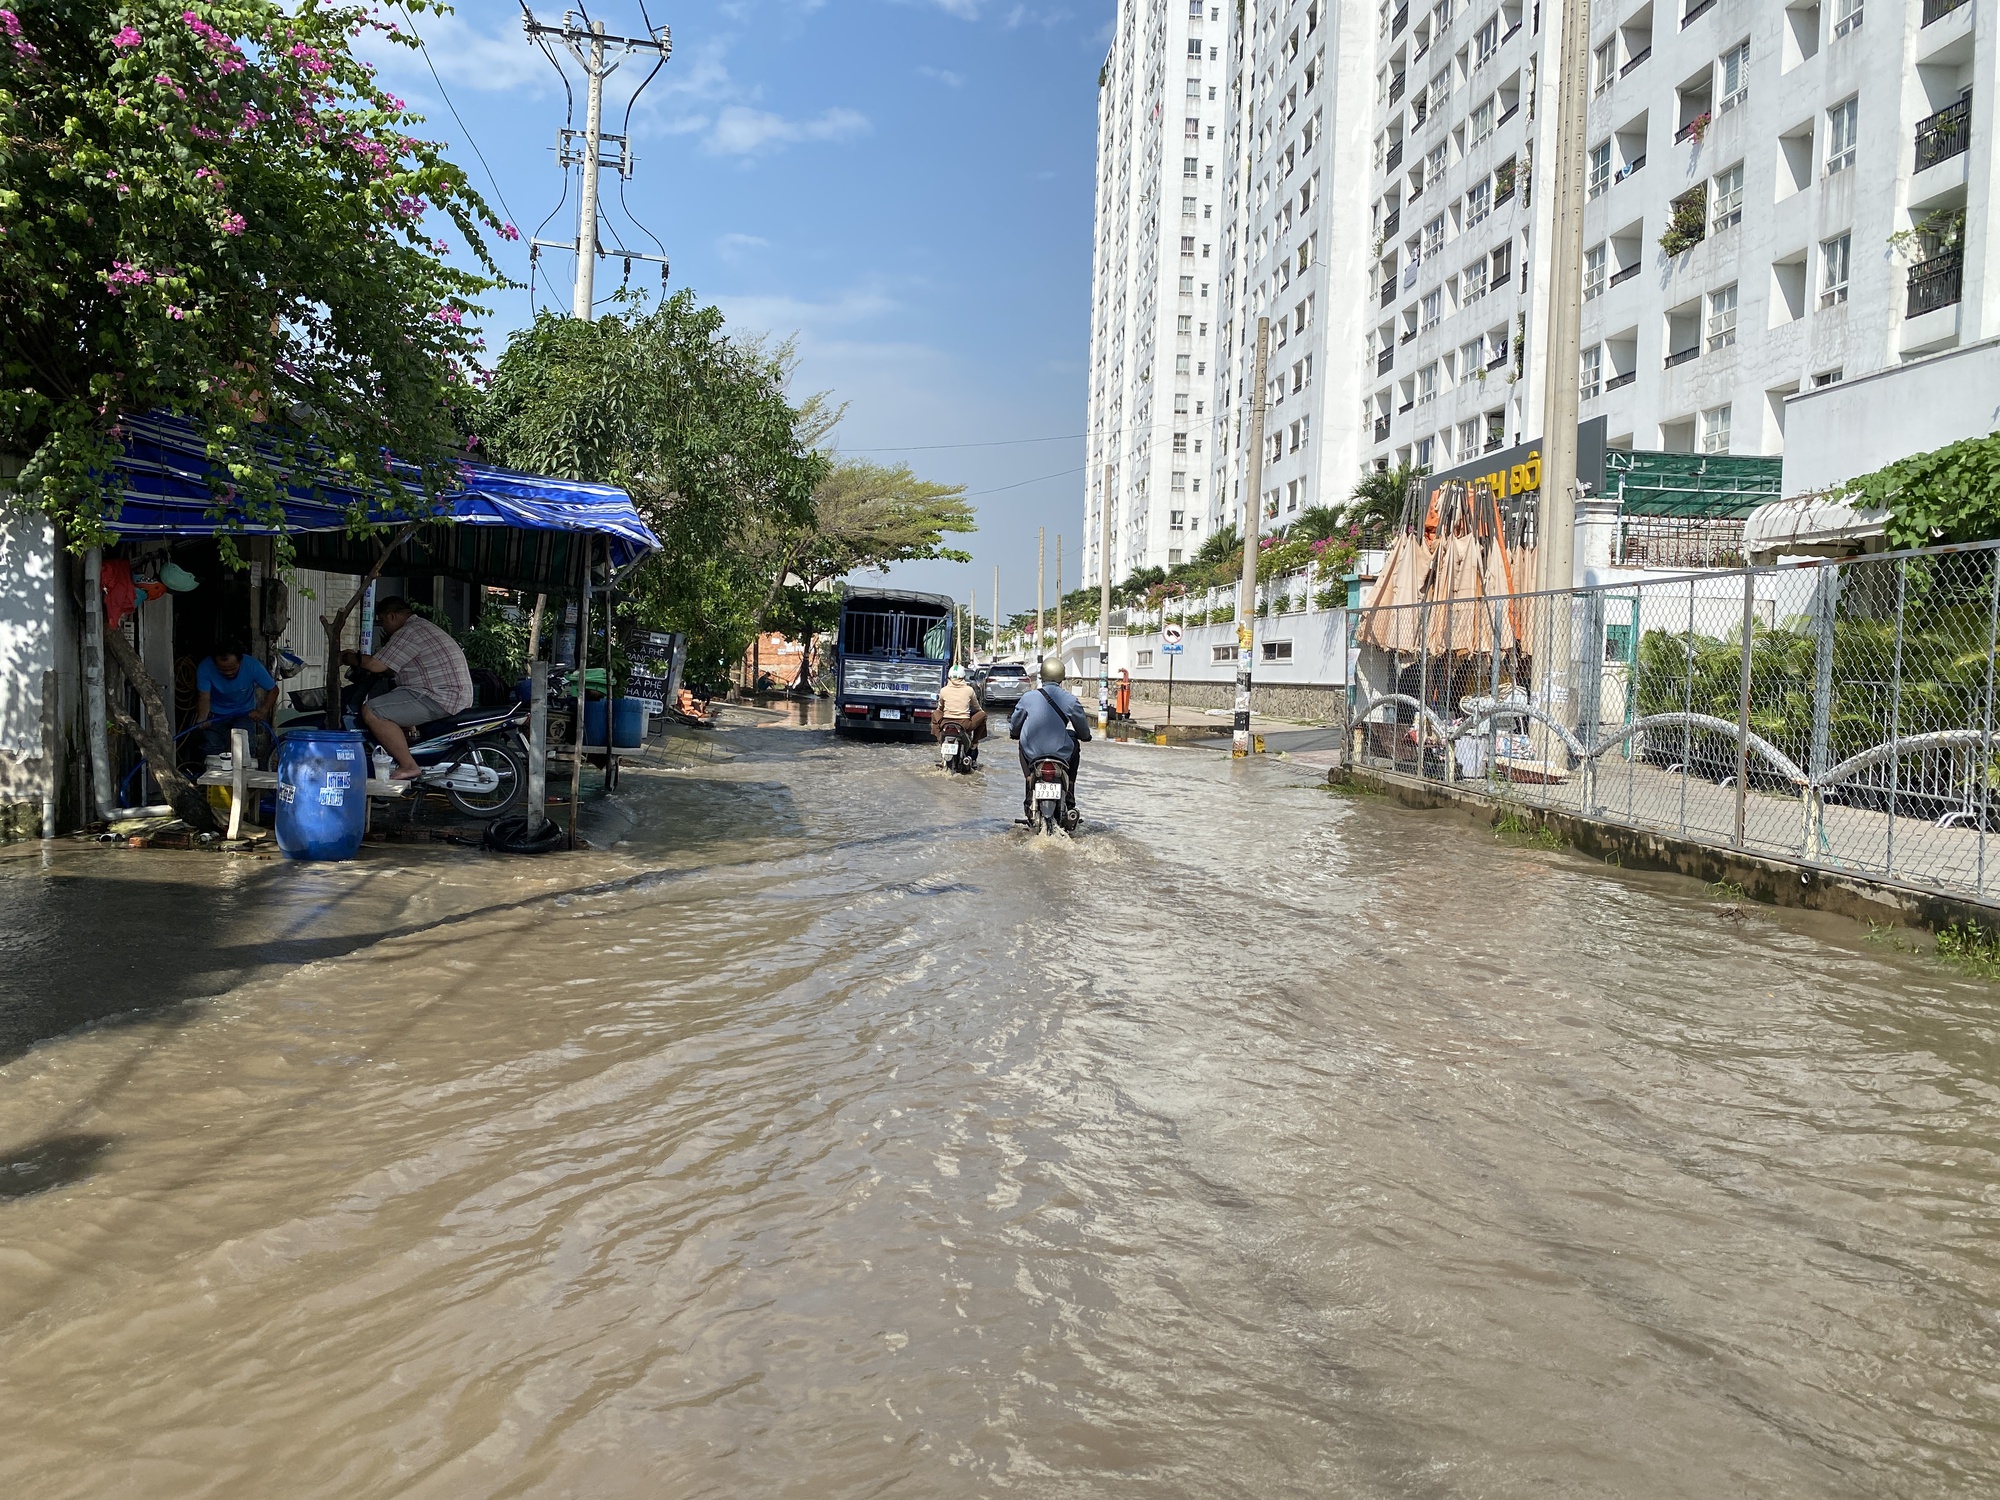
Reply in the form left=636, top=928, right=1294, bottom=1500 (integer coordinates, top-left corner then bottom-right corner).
left=166, top=305, right=187, bottom=320
left=430, top=305, right=464, bottom=326
left=432, top=238, right=449, bottom=255
left=220, top=213, right=246, bottom=235
left=0, top=11, right=20, bottom=36
left=497, top=222, right=521, bottom=242
left=111, top=25, right=142, bottom=49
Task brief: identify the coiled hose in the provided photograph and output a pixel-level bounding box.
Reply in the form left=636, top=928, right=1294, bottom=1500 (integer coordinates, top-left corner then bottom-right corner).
left=481, top=813, right=569, bottom=855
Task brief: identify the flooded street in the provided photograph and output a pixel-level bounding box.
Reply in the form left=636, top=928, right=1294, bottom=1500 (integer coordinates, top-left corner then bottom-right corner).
left=4, top=715, right=2000, bottom=1497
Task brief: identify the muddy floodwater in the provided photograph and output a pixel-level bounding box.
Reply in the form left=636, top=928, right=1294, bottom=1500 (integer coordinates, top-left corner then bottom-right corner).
left=4, top=714, right=2000, bottom=1497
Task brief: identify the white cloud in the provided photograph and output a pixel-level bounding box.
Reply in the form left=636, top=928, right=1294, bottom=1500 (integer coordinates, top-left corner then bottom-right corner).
left=715, top=288, right=900, bottom=339
left=355, top=10, right=553, bottom=97
left=716, top=232, right=772, bottom=260
left=917, top=65, right=966, bottom=87
left=706, top=105, right=871, bottom=156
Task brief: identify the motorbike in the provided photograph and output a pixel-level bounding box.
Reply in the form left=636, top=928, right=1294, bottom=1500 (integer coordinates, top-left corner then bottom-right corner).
left=342, top=668, right=532, bottom=819
left=938, top=719, right=980, bottom=775
left=1023, top=755, right=1079, bottom=835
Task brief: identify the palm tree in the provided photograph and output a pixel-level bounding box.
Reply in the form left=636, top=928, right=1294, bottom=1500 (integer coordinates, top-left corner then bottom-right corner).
left=1346, top=461, right=1427, bottom=539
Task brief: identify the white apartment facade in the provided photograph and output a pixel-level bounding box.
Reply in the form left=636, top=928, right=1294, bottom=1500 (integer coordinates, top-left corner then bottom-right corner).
left=1084, top=0, right=1994, bottom=577
left=1362, top=0, right=1564, bottom=478
left=1578, top=0, right=1996, bottom=461
left=1082, top=0, right=1231, bottom=586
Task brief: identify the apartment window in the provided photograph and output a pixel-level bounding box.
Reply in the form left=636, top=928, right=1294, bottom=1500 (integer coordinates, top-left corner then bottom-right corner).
left=1174, top=394, right=1191, bottom=413
left=1458, top=417, right=1481, bottom=453
left=1177, top=315, right=1193, bottom=334
left=1212, top=644, right=1238, bottom=663
left=1170, top=509, right=1186, bottom=529
left=1463, top=257, right=1489, bottom=301
left=1718, top=41, right=1749, bottom=111
left=1171, top=471, right=1188, bottom=491
left=1820, top=233, right=1851, bottom=307
left=1471, top=96, right=1496, bottom=143
left=1175, top=354, right=1191, bottom=374
left=1584, top=242, right=1607, bottom=299
left=1707, top=283, right=1738, bottom=349
left=1418, top=362, right=1438, bottom=403
left=1172, top=431, right=1189, bottom=454
left=1594, top=40, right=1616, bottom=95
left=1186, top=78, right=1203, bottom=99
left=1813, top=367, right=1843, bottom=388
left=1423, top=214, right=1446, bottom=258
left=1180, top=235, right=1197, bottom=256
left=1826, top=98, right=1857, bottom=174
left=1179, top=276, right=1195, bottom=295
left=1580, top=344, right=1602, bottom=399
left=1460, top=337, right=1484, bottom=373
left=1137, top=650, right=1155, bottom=667
left=1711, top=163, right=1743, bottom=231
left=1184, top=156, right=1199, bottom=176
left=1182, top=197, right=1198, bottom=216
left=1490, top=240, right=1512, bottom=287
left=1426, top=142, right=1448, bottom=183
left=1701, top=404, right=1732, bottom=453
left=1588, top=140, right=1612, bottom=199
left=1416, top=434, right=1436, bottom=467
left=1476, top=16, right=1499, bottom=66
left=1833, top=0, right=1862, bottom=38
left=1421, top=288, right=1443, bottom=328
left=1467, top=178, right=1491, bottom=226
left=1261, top=640, right=1294, bottom=662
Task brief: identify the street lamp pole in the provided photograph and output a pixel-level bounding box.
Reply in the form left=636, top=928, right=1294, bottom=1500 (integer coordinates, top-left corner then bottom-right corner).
left=1233, top=317, right=1271, bottom=758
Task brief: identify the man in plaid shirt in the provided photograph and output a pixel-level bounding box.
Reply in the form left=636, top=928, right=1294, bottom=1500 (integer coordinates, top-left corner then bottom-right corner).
left=341, top=596, right=474, bottom=780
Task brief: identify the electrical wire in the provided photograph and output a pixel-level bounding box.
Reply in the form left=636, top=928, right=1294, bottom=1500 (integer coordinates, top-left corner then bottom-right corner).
left=843, top=433, right=1087, bottom=453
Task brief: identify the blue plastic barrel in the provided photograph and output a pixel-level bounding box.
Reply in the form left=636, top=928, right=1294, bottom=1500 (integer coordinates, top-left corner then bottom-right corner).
left=612, top=698, right=646, bottom=747
left=584, top=698, right=607, bottom=746
left=274, top=728, right=368, bottom=861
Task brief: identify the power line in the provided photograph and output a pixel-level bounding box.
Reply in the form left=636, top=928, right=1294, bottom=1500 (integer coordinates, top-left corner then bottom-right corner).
left=843, top=433, right=1087, bottom=453
left=394, top=7, right=551, bottom=311
left=960, top=465, right=1087, bottom=498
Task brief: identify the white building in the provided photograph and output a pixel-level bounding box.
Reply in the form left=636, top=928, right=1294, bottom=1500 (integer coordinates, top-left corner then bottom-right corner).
left=1577, top=0, right=1994, bottom=460
left=1083, top=0, right=1230, bottom=585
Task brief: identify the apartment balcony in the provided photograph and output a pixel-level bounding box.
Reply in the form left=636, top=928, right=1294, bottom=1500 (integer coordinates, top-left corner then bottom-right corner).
left=1386, top=140, right=1404, bottom=171
left=1664, top=346, right=1700, bottom=369
left=1398, top=399, right=1415, bottom=413
left=1924, top=0, right=1969, bottom=22
left=1610, top=262, right=1641, bottom=288
left=1497, top=103, right=1519, bottom=129
left=1681, top=0, right=1716, bottom=28
left=1614, top=155, right=1646, bottom=183
left=1620, top=46, right=1652, bottom=77
left=1377, top=346, right=1395, bottom=375
left=1380, top=278, right=1396, bottom=308
left=1915, top=94, right=1972, bottom=172
left=1389, top=74, right=1406, bottom=104
left=1381, top=209, right=1400, bottom=238
left=1374, top=415, right=1392, bottom=442
left=1907, top=250, right=1964, bottom=317
left=1605, top=371, right=1636, bottom=391
left=1392, top=3, right=1408, bottom=38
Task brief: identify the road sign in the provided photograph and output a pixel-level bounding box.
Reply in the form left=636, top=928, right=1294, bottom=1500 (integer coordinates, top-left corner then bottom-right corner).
left=1161, top=622, right=1184, bottom=655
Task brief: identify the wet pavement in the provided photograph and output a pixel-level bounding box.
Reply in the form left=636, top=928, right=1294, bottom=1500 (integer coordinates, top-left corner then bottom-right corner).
left=3, top=713, right=1999, bottom=1496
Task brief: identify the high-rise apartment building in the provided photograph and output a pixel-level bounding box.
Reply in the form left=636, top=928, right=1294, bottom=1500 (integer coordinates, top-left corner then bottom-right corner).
left=1085, top=0, right=1996, bottom=579
left=1576, top=0, right=1993, bottom=459
left=1082, top=1, right=1231, bottom=586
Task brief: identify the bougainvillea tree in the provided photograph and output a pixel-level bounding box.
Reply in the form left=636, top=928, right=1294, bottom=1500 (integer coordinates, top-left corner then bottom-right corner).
left=0, top=1, right=509, bottom=546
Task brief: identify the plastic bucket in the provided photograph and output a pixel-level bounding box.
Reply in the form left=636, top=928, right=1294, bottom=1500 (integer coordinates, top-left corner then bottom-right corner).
left=274, top=728, right=367, bottom=861
left=584, top=698, right=607, bottom=747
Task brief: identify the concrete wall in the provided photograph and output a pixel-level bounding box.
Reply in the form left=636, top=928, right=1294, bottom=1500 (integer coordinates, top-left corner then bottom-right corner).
left=1781, top=336, right=2000, bottom=495
left=0, top=512, right=79, bottom=838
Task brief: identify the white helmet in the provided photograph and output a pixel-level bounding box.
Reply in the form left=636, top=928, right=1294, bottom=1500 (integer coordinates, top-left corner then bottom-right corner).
left=948, top=665, right=966, bottom=681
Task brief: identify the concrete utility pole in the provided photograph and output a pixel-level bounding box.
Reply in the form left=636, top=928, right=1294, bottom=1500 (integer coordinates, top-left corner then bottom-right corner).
left=1537, top=0, right=1591, bottom=598
left=521, top=6, right=672, bottom=318
left=1054, top=535, right=1063, bottom=655
left=1035, top=527, right=1045, bottom=662
left=992, top=565, right=999, bottom=656
left=1233, top=317, right=1271, bottom=758
left=1097, top=463, right=1113, bottom=729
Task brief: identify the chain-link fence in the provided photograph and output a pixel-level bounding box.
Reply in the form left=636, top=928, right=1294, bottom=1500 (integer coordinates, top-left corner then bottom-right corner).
left=1350, top=541, right=2000, bottom=905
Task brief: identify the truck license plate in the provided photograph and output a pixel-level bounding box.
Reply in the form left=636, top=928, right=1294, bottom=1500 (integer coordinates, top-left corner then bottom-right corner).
left=878, top=708, right=903, bottom=720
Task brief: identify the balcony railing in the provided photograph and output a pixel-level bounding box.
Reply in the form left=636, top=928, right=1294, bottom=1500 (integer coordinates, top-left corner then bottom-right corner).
left=1487, top=351, right=1508, bottom=372
left=1915, top=94, right=1972, bottom=172
left=1610, top=262, right=1641, bottom=287
left=1924, top=0, right=1970, bottom=23
left=1400, top=329, right=1417, bottom=345
left=1380, top=278, right=1396, bottom=308
left=1377, top=346, right=1395, bottom=375
left=1393, top=4, right=1409, bottom=37
left=1497, top=102, right=1520, bottom=128
left=1389, top=74, right=1406, bottom=104
left=1907, top=250, right=1964, bottom=317
left=1374, top=415, right=1392, bottom=442
left=1386, top=140, right=1404, bottom=171
left=1664, top=346, right=1701, bottom=369
left=1398, top=399, right=1415, bottom=413
left=1381, top=209, right=1400, bottom=238
left=1620, top=45, right=1652, bottom=76
left=1674, top=115, right=1708, bottom=145
left=1606, top=370, right=1637, bottom=391
left=1615, top=154, right=1647, bottom=182
left=1682, top=0, right=1716, bottom=27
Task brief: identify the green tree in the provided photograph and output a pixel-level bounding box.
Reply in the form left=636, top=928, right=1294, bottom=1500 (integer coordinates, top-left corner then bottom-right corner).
left=1834, top=430, right=2000, bottom=548
left=1346, top=461, right=1427, bottom=536
left=760, top=457, right=975, bottom=648
left=479, top=295, right=827, bottom=687
left=1, top=1, right=503, bottom=541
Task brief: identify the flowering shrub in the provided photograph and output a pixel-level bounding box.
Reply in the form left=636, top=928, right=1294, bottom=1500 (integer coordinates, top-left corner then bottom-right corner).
left=0, top=1, right=508, bottom=547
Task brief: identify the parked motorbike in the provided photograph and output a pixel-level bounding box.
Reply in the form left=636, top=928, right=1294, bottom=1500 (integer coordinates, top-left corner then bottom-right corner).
left=342, top=668, right=532, bottom=819
left=1023, top=756, right=1079, bottom=835
left=938, top=719, right=979, bottom=775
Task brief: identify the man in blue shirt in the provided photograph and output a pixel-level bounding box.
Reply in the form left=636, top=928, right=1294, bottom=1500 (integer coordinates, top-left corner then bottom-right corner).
left=194, top=643, right=277, bottom=758
left=1010, top=658, right=1093, bottom=819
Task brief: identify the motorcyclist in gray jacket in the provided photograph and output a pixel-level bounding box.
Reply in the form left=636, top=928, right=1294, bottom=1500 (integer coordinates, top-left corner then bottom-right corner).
left=1010, top=658, right=1093, bottom=816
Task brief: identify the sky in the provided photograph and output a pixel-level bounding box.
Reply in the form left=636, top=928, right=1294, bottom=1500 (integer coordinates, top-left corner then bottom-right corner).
left=360, top=0, right=1116, bottom=626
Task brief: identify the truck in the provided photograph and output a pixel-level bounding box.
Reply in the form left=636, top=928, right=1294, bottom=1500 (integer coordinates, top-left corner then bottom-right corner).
left=833, top=587, right=956, bottom=737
